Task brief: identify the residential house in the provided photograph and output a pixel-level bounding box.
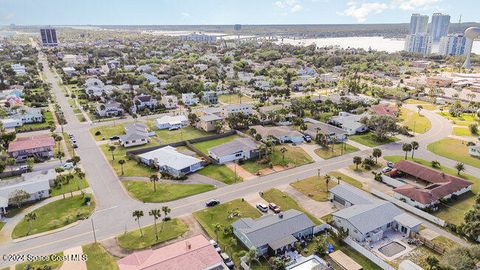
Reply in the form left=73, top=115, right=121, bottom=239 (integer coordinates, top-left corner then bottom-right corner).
left=106, top=60, right=121, bottom=70
left=330, top=184, right=422, bottom=242
left=11, top=64, right=26, bottom=76
left=197, top=114, right=223, bottom=132
left=96, top=101, right=124, bottom=117
left=117, top=235, right=226, bottom=270
left=155, top=115, right=188, bottom=130
left=370, top=103, right=399, bottom=118
left=182, top=93, right=199, bottom=106
left=202, top=91, right=218, bottom=104
left=132, top=94, right=158, bottom=113
left=137, top=65, right=152, bottom=73
left=251, top=125, right=304, bottom=144
left=469, top=145, right=480, bottom=157
left=8, top=135, right=55, bottom=162
left=119, top=123, right=153, bottom=148
left=390, top=160, right=472, bottom=209
left=62, top=67, right=76, bottom=76
left=143, top=73, right=160, bottom=84
left=319, top=73, right=339, bottom=83
left=232, top=209, right=316, bottom=256
left=221, top=104, right=254, bottom=117
left=161, top=95, right=178, bottom=109
left=427, top=76, right=453, bottom=87
left=138, top=146, right=203, bottom=177
left=303, top=118, right=348, bottom=142
left=208, top=137, right=259, bottom=164
left=1, top=107, right=43, bottom=128
left=329, top=112, right=368, bottom=135
left=297, top=66, right=318, bottom=77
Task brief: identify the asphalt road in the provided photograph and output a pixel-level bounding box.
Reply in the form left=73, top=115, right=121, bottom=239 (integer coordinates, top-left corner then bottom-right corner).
left=0, top=55, right=475, bottom=265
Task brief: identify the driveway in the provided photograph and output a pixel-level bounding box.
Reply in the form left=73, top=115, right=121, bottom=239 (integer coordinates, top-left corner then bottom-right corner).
left=278, top=185, right=336, bottom=220
left=299, top=143, right=324, bottom=162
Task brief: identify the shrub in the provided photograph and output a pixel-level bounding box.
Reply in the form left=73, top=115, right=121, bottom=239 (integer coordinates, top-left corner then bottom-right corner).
left=95, top=131, right=101, bottom=136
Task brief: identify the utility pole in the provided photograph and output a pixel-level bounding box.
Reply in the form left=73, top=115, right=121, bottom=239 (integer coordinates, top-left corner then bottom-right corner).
left=91, top=218, right=97, bottom=243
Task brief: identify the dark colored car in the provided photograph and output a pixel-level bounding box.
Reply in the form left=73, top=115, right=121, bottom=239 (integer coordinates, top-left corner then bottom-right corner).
left=110, top=136, right=120, bottom=141
left=268, top=203, right=281, bottom=213
left=303, top=135, right=312, bottom=142
left=206, top=199, right=220, bottom=207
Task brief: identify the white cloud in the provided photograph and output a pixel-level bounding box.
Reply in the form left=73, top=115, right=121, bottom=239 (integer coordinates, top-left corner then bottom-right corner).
left=274, top=0, right=304, bottom=13
left=340, top=1, right=388, bottom=22
left=181, top=12, right=190, bottom=18
left=391, top=0, right=440, bottom=11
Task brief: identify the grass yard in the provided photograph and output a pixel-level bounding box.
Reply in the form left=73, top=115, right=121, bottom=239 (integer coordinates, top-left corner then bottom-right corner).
left=15, top=110, right=55, bottom=132
left=90, top=124, right=128, bottom=141
left=384, top=155, right=479, bottom=225
left=192, top=134, right=240, bottom=154
left=117, top=218, right=188, bottom=250
left=218, top=94, right=254, bottom=104
left=154, top=126, right=212, bottom=144
left=193, top=199, right=261, bottom=266
left=262, top=189, right=322, bottom=225
left=314, top=143, right=359, bottom=159
left=0, top=222, right=4, bottom=232
left=404, top=99, right=437, bottom=110
left=15, top=252, right=64, bottom=270
left=391, top=246, right=440, bottom=269
left=290, top=176, right=337, bottom=201
left=100, top=143, right=159, bottom=177
left=329, top=171, right=364, bottom=189
left=82, top=243, right=119, bottom=270
left=50, top=176, right=89, bottom=197
left=123, top=180, right=215, bottom=203
left=197, top=164, right=241, bottom=184
left=428, top=138, right=480, bottom=168
left=12, top=195, right=95, bottom=239
left=399, top=107, right=432, bottom=134
left=349, top=132, right=399, bottom=147
left=452, top=127, right=476, bottom=137
left=437, top=112, right=479, bottom=126
left=241, top=145, right=313, bottom=174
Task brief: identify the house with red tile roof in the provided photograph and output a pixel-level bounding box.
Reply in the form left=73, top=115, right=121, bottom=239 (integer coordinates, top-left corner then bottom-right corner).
left=370, top=103, right=398, bottom=118
left=390, top=160, right=472, bottom=209
left=7, top=135, right=55, bottom=162
left=117, top=234, right=227, bottom=270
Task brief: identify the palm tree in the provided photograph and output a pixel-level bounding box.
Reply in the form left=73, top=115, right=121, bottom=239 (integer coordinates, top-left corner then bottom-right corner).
left=425, top=255, right=439, bottom=270
left=54, top=134, right=63, bottom=152
left=55, top=151, right=65, bottom=163
left=324, top=174, right=331, bottom=191
left=148, top=209, right=162, bottom=241
left=372, top=148, right=382, bottom=164
left=402, top=143, right=412, bottom=160
left=279, top=146, right=288, bottom=163
left=132, top=210, right=144, bottom=237
left=455, top=162, right=465, bottom=175
left=411, top=141, right=419, bottom=159
left=213, top=223, right=223, bottom=242
left=109, top=145, right=116, bottom=160
left=353, top=156, right=362, bottom=170
left=118, top=159, right=126, bottom=175
left=25, top=212, right=37, bottom=235
left=150, top=174, right=159, bottom=192
left=161, top=206, right=171, bottom=231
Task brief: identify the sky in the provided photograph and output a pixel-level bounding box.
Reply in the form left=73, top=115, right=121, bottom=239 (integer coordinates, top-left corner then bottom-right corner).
left=0, top=0, right=477, bottom=25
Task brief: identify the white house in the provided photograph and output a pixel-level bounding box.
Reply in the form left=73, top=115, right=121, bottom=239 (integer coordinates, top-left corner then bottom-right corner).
left=62, top=67, right=76, bottom=76
left=132, top=94, right=158, bottom=113
left=155, top=115, right=188, bottom=130
left=161, top=95, right=178, bottom=109
left=182, top=93, right=199, bottom=106
left=119, top=123, right=153, bottom=148
left=138, top=146, right=203, bottom=177
left=469, top=145, right=480, bottom=158
left=251, top=125, right=304, bottom=144
left=221, top=104, right=254, bottom=117
left=329, top=112, right=368, bottom=135
left=0, top=118, right=23, bottom=129
left=96, top=101, right=124, bottom=117
left=11, top=64, right=27, bottom=76
left=208, top=137, right=259, bottom=164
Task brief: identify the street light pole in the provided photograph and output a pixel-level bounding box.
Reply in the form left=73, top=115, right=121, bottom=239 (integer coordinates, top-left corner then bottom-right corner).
left=91, top=218, right=97, bottom=243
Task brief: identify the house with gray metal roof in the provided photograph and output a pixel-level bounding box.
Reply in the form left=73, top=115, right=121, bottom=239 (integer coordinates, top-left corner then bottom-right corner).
left=232, top=209, right=315, bottom=256
left=208, top=137, right=259, bottom=164
left=303, top=118, right=347, bottom=143
left=330, top=184, right=421, bottom=243
left=329, top=112, right=368, bottom=135
left=138, top=146, right=203, bottom=177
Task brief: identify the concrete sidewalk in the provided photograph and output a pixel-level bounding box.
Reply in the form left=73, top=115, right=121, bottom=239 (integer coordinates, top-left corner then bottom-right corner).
left=60, top=246, right=87, bottom=270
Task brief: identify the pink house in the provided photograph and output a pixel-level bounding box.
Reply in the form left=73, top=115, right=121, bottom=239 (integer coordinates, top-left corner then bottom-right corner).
left=117, top=235, right=225, bottom=270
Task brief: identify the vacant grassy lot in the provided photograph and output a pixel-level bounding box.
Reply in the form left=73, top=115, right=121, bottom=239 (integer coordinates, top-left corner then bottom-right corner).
left=154, top=126, right=212, bottom=144
left=117, top=218, right=188, bottom=250
left=290, top=176, right=337, bottom=201
left=218, top=94, right=254, bottom=104
left=329, top=171, right=364, bottom=189
left=193, top=199, right=261, bottom=266
left=404, top=99, right=437, bottom=110
left=12, top=195, right=95, bottom=239
left=314, top=143, right=359, bottom=159
left=399, top=107, right=432, bottom=134
left=391, top=246, right=440, bottom=269
left=82, top=243, right=119, bottom=270
left=437, top=112, right=479, bottom=126
left=15, top=252, right=64, bottom=270
left=90, top=124, right=128, bottom=141
left=123, top=180, right=215, bottom=203
left=452, top=127, right=476, bottom=137
left=428, top=138, right=480, bottom=168
left=100, top=142, right=159, bottom=177
left=384, top=155, right=478, bottom=225
left=349, top=132, right=399, bottom=147
left=192, top=134, right=240, bottom=154
left=197, top=164, right=241, bottom=184
left=262, top=188, right=322, bottom=224
left=51, top=176, right=89, bottom=197
left=242, top=145, right=313, bottom=174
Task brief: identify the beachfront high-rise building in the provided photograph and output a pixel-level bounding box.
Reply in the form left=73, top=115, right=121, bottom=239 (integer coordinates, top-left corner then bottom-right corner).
left=439, top=34, right=467, bottom=56
left=430, top=13, right=450, bottom=42
left=409, top=14, right=428, bottom=35
left=404, top=34, right=432, bottom=55
left=40, top=28, right=58, bottom=47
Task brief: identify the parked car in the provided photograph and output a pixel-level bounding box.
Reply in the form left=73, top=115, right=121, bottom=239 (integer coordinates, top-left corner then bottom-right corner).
left=73, top=144, right=78, bottom=149
left=256, top=203, right=268, bottom=213
left=110, top=136, right=120, bottom=141
left=220, top=253, right=234, bottom=269
left=382, top=167, right=392, bottom=173
left=268, top=203, right=281, bottom=213
left=206, top=199, right=220, bottom=207
left=303, top=135, right=312, bottom=142
left=209, top=240, right=222, bottom=253
left=63, top=162, right=74, bottom=170
left=18, top=165, right=29, bottom=171
left=386, top=161, right=394, bottom=168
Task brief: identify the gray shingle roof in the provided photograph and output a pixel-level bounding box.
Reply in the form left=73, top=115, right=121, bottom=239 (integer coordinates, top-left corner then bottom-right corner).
left=330, top=184, right=379, bottom=205
left=208, top=138, right=258, bottom=157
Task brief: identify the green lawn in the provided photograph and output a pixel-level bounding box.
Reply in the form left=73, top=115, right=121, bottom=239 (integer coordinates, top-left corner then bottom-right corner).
left=384, top=155, right=479, bottom=225
left=100, top=143, right=159, bottom=177
left=62, top=132, right=76, bottom=157
left=314, top=143, right=359, bottom=159
left=50, top=176, right=89, bottom=197
left=15, top=252, right=64, bottom=270
left=242, top=145, right=313, bottom=174
left=392, top=246, right=440, bottom=269
left=218, top=94, right=254, bottom=104
left=117, top=218, right=188, bottom=250
left=437, top=112, right=479, bottom=126
left=82, top=243, right=119, bottom=270
left=123, top=180, right=215, bottom=203
left=290, top=176, right=337, bottom=201
left=399, top=107, right=432, bottom=134
left=0, top=222, right=4, bottom=232
left=452, top=127, right=476, bottom=137
left=329, top=171, right=364, bottom=189
left=154, top=126, right=212, bottom=144
left=193, top=199, right=261, bottom=266
left=349, top=132, right=399, bottom=147
left=197, top=164, right=241, bottom=184
left=192, top=135, right=240, bottom=154
left=428, top=138, right=480, bottom=168
left=90, top=124, right=128, bottom=141
left=15, top=110, right=55, bottom=132
left=12, top=195, right=95, bottom=239
left=404, top=99, right=437, bottom=110
left=262, top=188, right=322, bottom=225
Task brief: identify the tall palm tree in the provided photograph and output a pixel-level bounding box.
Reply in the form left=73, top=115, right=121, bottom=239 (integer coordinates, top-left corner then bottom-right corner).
left=150, top=174, right=159, bottom=192
left=213, top=223, right=223, bottom=242
left=324, top=174, right=331, bottom=191
left=132, top=210, right=144, bottom=237
left=280, top=147, right=288, bottom=163
left=161, top=206, right=171, bottom=231
left=148, top=209, right=162, bottom=241
left=402, top=143, right=412, bottom=160
left=455, top=162, right=465, bottom=175
left=411, top=141, right=419, bottom=159
left=25, top=212, right=37, bottom=235
left=118, top=159, right=126, bottom=175
left=109, top=145, right=116, bottom=160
